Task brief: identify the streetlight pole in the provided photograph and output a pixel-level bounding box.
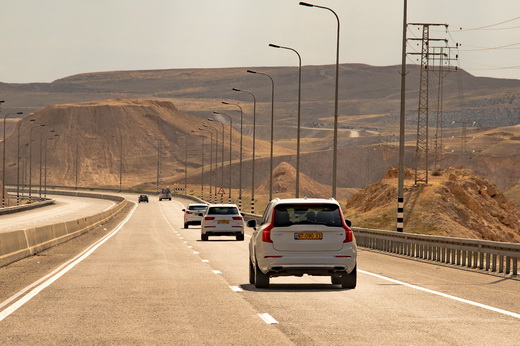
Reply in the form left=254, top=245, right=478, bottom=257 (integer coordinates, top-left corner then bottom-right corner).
left=269, top=43, right=302, bottom=197
left=44, top=132, right=58, bottom=199
left=193, top=129, right=205, bottom=200
left=222, top=101, right=243, bottom=208
left=233, top=88, right=257, bottom=213
left=208, top=117, right=225, bottom=203
left=214, top=111, right=233, bottom=203
left=209, top=129, right=214, bottom=203
left=299, top=2, right=341, bottom=198
left=119, top=135, right=123, bottom=192
left=2, top=111, right=23, bottom=207
left=156, top=138, right=161, bottom=192
left=16, top=121, right=22, bottom=205
left=39, top=131, right=44, bottom=200
left=175, top=132, right=188, bottom=195
left=247, top=69, right=275, bottom=201
left=28, top=122, right=45, bottom=202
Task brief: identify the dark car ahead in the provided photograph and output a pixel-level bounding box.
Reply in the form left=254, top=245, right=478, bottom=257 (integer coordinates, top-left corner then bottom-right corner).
left=138, top=195, right=149, bottom=203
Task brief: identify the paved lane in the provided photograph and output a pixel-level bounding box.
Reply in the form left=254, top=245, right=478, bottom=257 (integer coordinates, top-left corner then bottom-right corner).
left=0, top=198, right=292, bottom=345
left=0, top=197, right=518, bottom=345
left=0, top=194, right=115, bottom=233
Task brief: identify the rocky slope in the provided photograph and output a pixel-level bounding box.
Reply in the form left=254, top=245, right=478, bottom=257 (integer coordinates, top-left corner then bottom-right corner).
left=344, top=167, right=520, bottom=243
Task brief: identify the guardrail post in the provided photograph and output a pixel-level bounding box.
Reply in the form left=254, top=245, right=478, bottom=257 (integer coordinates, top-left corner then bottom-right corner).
left=505, top=256, right=511, bottom=275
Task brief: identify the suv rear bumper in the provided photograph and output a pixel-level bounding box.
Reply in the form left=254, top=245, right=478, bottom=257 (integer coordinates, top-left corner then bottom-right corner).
left=257, top=253, right=356, bottom=276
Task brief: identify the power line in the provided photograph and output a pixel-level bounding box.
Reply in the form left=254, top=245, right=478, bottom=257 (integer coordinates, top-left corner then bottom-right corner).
left=459, top=16, right=520, bottom=31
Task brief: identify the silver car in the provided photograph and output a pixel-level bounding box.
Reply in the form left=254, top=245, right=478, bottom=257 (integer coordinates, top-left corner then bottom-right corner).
left=201, top=204, right=244, bottom=241
left=182, top=204, right=208, bottom=228
left=247, top=198, right=357, bottom=289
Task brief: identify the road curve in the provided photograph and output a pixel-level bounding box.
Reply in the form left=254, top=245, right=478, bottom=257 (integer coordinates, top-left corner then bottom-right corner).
left=0, top=194, right=116, bottom=233
left=0, top=195, right=518, bottom=345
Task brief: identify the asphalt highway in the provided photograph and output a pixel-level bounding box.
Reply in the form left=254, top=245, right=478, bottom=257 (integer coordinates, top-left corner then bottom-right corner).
left=0, top=195, right=519, bottom=345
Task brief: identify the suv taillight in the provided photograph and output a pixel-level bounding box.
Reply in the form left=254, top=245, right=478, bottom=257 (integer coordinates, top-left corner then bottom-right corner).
left=204, top=216, right=215, bottom=220
left=343, top=224, right=353, bottom=243
left=262, top=210, right=275, bottom=243
left=339, top=208, right=353, bottom=243
left=232, top=216, right=243, bottom=221
left=262, top=223, right=273, bottom=243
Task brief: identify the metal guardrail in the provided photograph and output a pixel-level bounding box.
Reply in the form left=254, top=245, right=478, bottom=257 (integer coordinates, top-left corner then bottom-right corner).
left=353, top=227, right=520, bottom=276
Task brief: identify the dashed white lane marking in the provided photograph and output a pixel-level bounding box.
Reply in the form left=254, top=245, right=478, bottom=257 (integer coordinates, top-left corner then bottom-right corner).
left=230, top=286, right=243, bottom=292
left=193, top=251, right=200, bottom=255
left=212, top=270, right=222, bottom=275
left=359, top=269, right=520, bottom=319
left=258, top=313, right=279, bottom=324
left=201, top=259, right=209, bottom=262
left=188, top=246, right=193, bottom=249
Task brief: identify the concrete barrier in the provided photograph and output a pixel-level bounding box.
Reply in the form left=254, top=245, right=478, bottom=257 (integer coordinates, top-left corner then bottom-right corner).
left=0, top=192, right=127, bottom=268
left=0, top=230, right=32, bottom=268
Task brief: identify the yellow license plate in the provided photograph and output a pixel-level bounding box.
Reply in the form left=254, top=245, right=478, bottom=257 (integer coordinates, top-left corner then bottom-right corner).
left=218, top=220, right=229, bottom=224
left=295, top=232, right=323, bottom=240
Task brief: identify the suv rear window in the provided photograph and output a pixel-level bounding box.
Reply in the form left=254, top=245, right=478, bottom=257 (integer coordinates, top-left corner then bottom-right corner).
left=189, top=205, right=207, bottom=211
left=207, top=207, right=239, bottom=215
left=274, top=204, right=342, bottom=227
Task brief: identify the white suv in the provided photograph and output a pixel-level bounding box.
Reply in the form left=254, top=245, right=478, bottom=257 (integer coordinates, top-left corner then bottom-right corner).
left=201, top=204, right=244, bottom=241
left=247, top=198, right=357, bottom=289
left=182, top=203, right=208, bottom=228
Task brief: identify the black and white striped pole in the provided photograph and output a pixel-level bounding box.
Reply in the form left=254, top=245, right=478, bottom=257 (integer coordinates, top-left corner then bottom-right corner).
left=397, top=0, right=407, bottom=232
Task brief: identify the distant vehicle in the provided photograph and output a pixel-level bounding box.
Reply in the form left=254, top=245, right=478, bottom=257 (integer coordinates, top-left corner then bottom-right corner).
left=247, top=198, right=357, bottom=289
left=182, top=203, right=208, bottom=228
left=201, top=204, right=244, bottom=241
left=159, top=187, right=172, bottom=201
left=138, top=194, right=149, bottom=203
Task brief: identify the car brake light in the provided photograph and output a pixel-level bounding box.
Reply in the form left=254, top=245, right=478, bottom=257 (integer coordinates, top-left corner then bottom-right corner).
left=186, top=211, right=192, bottom=214
left=232, top=216, right=243, bottom=220
left=204, top=216, right=215, bottom=220
left=262, top=223, right=273, bottom=242
left=339, top=208, right=353, bottom=243
left=262, top=210, right=275, bottom=243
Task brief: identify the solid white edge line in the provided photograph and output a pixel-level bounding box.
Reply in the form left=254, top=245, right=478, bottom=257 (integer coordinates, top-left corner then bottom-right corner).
left=0, top=201, right=138, bottom=322
left=258, top=313, right=279, bottom=324
left=358, top=269, right=520, bottom=319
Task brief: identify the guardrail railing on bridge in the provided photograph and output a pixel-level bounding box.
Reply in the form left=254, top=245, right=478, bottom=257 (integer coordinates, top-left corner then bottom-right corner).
left=353, top=227, right=519, bottom=276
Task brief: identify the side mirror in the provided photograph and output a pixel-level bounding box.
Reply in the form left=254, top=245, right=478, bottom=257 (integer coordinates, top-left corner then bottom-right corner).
left=345, top=219, right=352, bottom=227
left=241, top=213, right=245, bottom=217
left=182, top=209, right=186, bottom=212
left=246, top=219, right=257, bottom=229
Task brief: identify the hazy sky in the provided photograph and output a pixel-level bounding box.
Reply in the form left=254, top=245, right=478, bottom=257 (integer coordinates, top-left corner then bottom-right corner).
left=1, top=0, right=518, bottom=83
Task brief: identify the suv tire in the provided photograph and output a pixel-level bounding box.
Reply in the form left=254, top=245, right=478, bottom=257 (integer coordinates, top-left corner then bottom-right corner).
left=249, top=259, right=255, bottom=284
left=236, top=234, right=244, bottom=241
left=184, top=223, right=189, bottom=229
left=254, top=262, right=269, bottom=289
left=201, top=233, right=209, bottom=241
left=340, top=266, right=357, bottom=289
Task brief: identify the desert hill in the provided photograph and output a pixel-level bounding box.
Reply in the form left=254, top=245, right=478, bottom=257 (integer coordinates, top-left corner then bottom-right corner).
left=344, top=167, right=520, bottom=243
left=256, top=161, right=358, bottom=199
left=3, top=99, right=278, bottom=188
left=1, top=64, right=519, bottom=135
